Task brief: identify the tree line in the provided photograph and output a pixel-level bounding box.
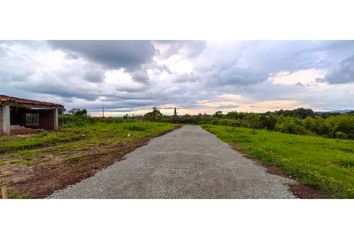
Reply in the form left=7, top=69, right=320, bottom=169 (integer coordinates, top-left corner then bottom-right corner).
left=59, top=107, right=354, bottom=140
left=143, top=107, right=354, bottom=140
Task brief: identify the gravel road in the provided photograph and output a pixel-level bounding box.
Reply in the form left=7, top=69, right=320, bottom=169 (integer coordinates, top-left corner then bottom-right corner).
left=50, top=126, right=296, bottom=199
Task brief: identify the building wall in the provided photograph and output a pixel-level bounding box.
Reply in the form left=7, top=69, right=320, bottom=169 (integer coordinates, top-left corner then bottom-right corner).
left=10, top=107, right=56, bottom=130
left=38, top=109, right=55, bottom=130
left=0, top=106, right=3, bottom=133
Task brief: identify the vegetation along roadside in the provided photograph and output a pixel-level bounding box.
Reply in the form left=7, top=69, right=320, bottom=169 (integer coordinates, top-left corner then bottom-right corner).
left=203, top=125, right=354, bottom=198
left=0, top=120, right=177, bottom=198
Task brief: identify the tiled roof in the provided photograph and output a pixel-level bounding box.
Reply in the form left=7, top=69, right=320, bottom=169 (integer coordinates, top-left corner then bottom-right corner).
left=0, top=95, right=64, bottom=108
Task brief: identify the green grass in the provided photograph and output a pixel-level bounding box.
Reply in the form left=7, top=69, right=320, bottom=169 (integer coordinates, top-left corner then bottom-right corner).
left=203, top=124, right=354, bottom=198
left=0, top=121, right=176, bottom=167
left=0, top=130, right=85, bottom=154
left=8, top=189, right=30, bottom=199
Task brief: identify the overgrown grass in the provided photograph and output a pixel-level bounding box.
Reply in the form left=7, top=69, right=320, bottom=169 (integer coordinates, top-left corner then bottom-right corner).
left=203, top=125, right=354, bottom=198
left=0, top=130, right=85, bottom=154
left=0, top=121, right=176, bottom=167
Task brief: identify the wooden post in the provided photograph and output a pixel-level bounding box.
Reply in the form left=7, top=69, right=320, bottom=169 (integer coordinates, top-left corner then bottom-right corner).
left=1, top=185, right=8, bottom=199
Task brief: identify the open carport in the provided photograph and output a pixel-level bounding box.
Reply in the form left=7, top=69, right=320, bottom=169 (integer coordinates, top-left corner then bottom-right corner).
left=0, top=95, right=63, bottom=134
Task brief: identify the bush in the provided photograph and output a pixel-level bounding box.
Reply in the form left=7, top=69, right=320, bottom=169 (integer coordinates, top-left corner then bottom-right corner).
left=319, top=122, right=331, bottom=135
left=144, top=107, right=163, bottom=121
left=303, top=117, right=318, bottom=133
left=123, top=124, right=147, bottom=131
left=335, top=131, right=348, bottom=139
left=213, top=119, right=241, bottom=127
left=259, top=114, right=277, bottom=130
left=275, top=117, right=310, bottom=135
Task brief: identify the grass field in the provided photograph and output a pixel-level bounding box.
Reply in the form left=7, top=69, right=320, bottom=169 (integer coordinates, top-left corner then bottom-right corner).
left=0, top=121, right=176, bottom=198
left=203, top=125, right=354, bottom=198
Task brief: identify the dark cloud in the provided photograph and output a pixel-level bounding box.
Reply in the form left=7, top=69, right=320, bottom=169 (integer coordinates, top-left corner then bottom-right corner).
left=84, top=99, right=157, bottom=111
left=48, top=40, right=156, bottom=70
left=213, top=66, right=267, bottom=86
left=83, top=68, right=105, bottom=82
left=19, top=80, right=100, bottom=101
left=319, top=56, right=354, bottom=84
left=129, top=69, right=150, bottom=83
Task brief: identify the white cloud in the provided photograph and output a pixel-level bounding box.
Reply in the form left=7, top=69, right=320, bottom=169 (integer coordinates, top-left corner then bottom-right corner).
left=1, top=40, right=354, bottom=114
left=104, top=69, right=145, bottom=92
left=268, top=68, right=327, bottom=86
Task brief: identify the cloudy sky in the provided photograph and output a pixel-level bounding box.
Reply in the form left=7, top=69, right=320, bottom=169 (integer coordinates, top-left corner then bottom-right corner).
left=1, top=40, right=354, bottom=116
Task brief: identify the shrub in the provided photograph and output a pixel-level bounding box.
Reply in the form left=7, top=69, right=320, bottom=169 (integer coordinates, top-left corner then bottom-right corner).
left=319, top=122, right=331, bottom=136
left=335, top=131, right=348, bottom=139
left=303, top=117, right=318, bottom=133
left=275, top=117, right=310, bottom=135
left=259, top=114, right=277, bottom=130
left=123, top=124, right=147, bottom=131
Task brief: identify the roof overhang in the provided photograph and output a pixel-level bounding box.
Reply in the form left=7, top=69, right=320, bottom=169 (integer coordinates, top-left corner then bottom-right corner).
left=0, top=95, right=64, bottom=109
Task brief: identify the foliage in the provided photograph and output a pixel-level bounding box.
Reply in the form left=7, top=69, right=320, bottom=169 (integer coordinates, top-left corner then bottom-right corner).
left=275, top=116, right=312, bottom=135
left=274, top=108, right=315, bottom=119
left=213, top=111, right=223, bottom=118
left=144, top=107, right=163, bottom=121
left=259, top=114, right=277, bottom=130
left=142, top=107, right=354, bottom=140
left=68, top=108, right=88, bottom=117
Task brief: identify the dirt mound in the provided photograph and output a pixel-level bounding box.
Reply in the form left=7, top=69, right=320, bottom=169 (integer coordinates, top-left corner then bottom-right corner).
left=10, top=125, right=41, bottom=135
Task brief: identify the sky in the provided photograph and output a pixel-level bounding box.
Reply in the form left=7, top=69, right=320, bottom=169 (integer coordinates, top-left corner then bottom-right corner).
left=1, top=40, right=354, bottom=116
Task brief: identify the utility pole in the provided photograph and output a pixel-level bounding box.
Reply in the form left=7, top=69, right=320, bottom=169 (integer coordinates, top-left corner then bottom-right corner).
left=102, top=106, right=105, bottom=118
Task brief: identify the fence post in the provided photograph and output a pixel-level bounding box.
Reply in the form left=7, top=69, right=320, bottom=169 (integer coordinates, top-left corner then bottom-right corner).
left=1, top=185, right=8, bottom=199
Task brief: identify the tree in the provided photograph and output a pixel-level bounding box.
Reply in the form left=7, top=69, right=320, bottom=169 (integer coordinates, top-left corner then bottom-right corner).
left=293, top=108, right=315, bottom=119
left=58, top=108, right=66, bottom=115
left=144, top=107, right=163, bottom=121
left=69, top=108, right=87, bottom=117
left=171, top=107, right=179, bottom=123
left=259, top=114, right=277, bottom=130
left=277, top=108, right=314, bottom=119
left=213, top=111, right=223, bottom=118
left=225, top=111, right=240, bottom=119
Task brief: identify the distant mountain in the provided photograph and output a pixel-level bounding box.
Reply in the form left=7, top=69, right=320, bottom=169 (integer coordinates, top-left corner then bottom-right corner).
left=315, top=110, right=354, bottom=115
left=330, top=110, right=354, bottom=113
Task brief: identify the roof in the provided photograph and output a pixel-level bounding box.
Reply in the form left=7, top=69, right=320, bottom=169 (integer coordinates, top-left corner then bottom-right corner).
left=0, top=95, right=64, bottom=108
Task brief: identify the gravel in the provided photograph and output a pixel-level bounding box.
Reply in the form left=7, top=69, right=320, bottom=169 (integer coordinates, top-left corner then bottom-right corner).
left=50, top=126, right=296, bottom=199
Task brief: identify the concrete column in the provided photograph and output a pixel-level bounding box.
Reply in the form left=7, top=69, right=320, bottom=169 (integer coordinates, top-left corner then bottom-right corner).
left=2, top=105, right=10, bottom=134
left=54, top=108, right=58, bottom=130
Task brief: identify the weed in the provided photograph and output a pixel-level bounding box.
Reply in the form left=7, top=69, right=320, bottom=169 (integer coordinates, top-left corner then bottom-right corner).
left=8, top=189, right=30, bottom=199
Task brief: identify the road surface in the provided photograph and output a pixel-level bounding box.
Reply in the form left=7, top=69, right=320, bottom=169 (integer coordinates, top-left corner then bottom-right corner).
left=50, top=126, right=296, bottom=199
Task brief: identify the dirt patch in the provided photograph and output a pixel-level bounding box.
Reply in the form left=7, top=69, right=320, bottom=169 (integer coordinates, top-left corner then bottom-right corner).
left=1, top=141, right=146, bottom=198
left=10, top=125, right=42, bottom=135
left=289, top=184, right=327, bottom=199
left=227, top=142, right=328, bottom=199
left=0, top=126, right=180, bottom=199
